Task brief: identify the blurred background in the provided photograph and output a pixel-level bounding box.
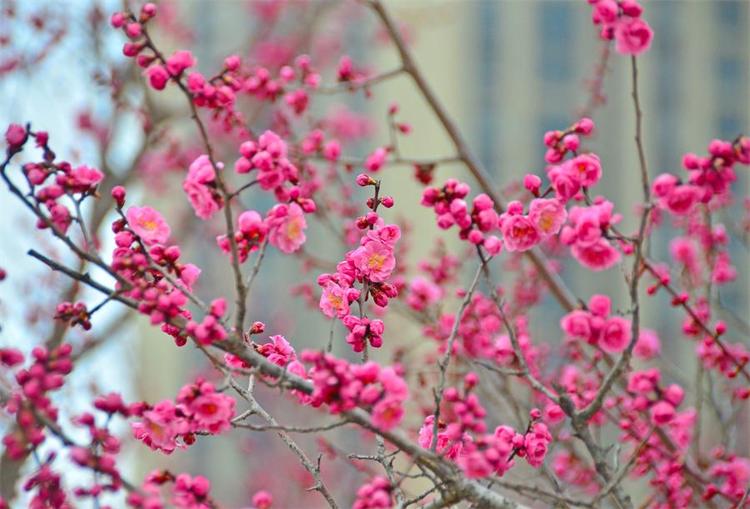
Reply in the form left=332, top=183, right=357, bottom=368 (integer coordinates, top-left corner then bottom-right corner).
left=0, top=0, right=748, bottom=507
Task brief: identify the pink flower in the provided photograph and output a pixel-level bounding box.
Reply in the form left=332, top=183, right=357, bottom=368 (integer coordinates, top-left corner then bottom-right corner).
left=172, top=473, right=211, bottom=509
left=708, top=457, right=750, bottom=502
left=571, top=239, right=621, bottom=271
left=548, top=165, right=581, bottom=202
left=367, top=223, right=401, bottom=246
left=418, top=416, right=464, bottom=459
left=126, top=206, right=171, bottom=245
left=588, top=294, right=611, bottom=317
left=614, top=18, right=654, bottom=56
left=257, top=335, right=297, bottom=366
left=599, top=316, right=631, bottom=353
left=651, top=173, right=678, bottom=198
left=593, top=0, right=618, bottom=23
left=523, top=174, right=542, bottom=195
left=146, top=65, right=170, bottom=90
left=183, top=155, right=222, bottom=219
left=219, top=210, right=269, bottom=263
left=353, top=477, right=393, bottom=509
left=663, top=184, right=701, bottom=216
left=528, top=199, right=567, bottom=237
left=180, top=385, right=235, bottom=435
left=131, top=400, right=190, bottom=454
left=406, top=276, right=442, bottom=312
left=483, top=235, right=502, bottom=255
left=5, top=123, right=27, bottom=149
left=379, top=366, right=408, bottom=400
left=166, top=50, right=195, bottom=76
left=238, top=210, right=267, bottom=239
left=266, top=202, right=307, bottom=253
left=323, top=140, right=341, bottom=161
left=634, top=329, right=661, bottom=360
left=712, top=252, right=737, bottom=284
left=561, top=310, right=593, bottom=342
left=371, top=397, right=405, bottom=430
left=499, top=215, right=541, bottom=252
left=319, top=281, right=351, bottom=318
left=179, top=264, right=201, bottom=292
left=252, top=490, right=273, bottom=509
left=364, top=147, right=388, bottom=173
left=566, top=153, right=602, bottom=187
left=523, top=422, right=552, bottom=468
left=649, top=401, right=675, bottom=425
left=0, top=348, right=24, bottom=367
left=69, top=165, right=104, bottom=189
left=573, top=208, right=603, bottom=247
left=349, top=239, right=396, bottom=283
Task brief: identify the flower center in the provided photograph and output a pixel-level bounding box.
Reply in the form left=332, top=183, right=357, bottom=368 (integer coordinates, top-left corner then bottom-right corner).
left=140, top=219, right=158, bottom=231
left=368, top=253, right=387, bottom=269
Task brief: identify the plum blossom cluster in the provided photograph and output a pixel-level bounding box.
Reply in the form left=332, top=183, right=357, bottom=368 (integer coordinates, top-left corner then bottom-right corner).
left=426, top=292, right=543, bottom=371
left=226, top=333, right=309, bottom=404
left=680, top=137, right=750, bottom=201
left=540, top=117, right=596, bottom=165
left=183, top=155, right=223, bottom=220
left=1, top=344, right=72, bottom=460
left=244, top=54, right=321, bottom=116
left=559, top=198, right=623, bottom=271
left=186, top=298, right=229, bottom=346
left=217, top=210, right=268, bottom=262
left=234, top=130, right=299, bottom=198
left=617, top=369, right=696, bottom=506
left=587, top=0, right=654, bottom=55
left=15, top=465, right=69, bottom=509
left=113, top=198, right=230, bottom=346
left=498, top=198, right=567, bottom=253
left=652, top=137, right=750, bottom=216
left=534, top=118, right=626, bottom=269
left=417, top=375, right=552, bottom=479
left=317, top=179, right=400, bottom=352
left=420, top=179, right=502, bottom=254
left=127, top=470, right=216, bottom=509
left=301, top=351, right=408, bottom=430
left=299, top=128, right=342, bottom=163
left=705, top=453, right=750, bottom=505
left=111, top=6, right=192, bottom=93
left=353, top=477, right=393, bottom=509
left=113, top=3, right=324, bottom=132
left=561, top=294, right=632, bottom=354
left=54, top=301, right=92, bottom=330
left=68, top=409, right=128, bottom=502
left=646, top=139, right=750, bottom=392
left=5, top=126, right=104, bottom=235
left=420, top=120, right=611, bottom=261
left=131, top=379, right=235, bottom=454
left=1, top=342, right=132, bottom=507
left=111, top=5, right=185, bottom=93
left=405, top=275, right=443, bottom=313
left=113, top=4, right=240, bottom=132
left=217, top=198, right=313, bottom=258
